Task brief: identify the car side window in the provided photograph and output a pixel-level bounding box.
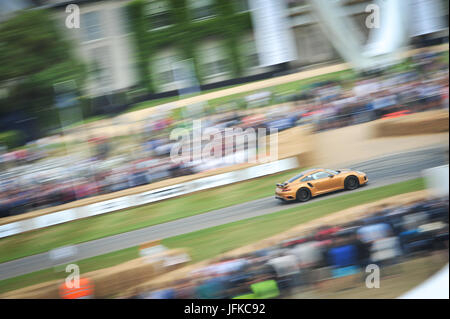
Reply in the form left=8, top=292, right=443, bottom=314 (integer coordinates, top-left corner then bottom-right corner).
left=312, top=171, right=331, bottom=180
left=301, top=175, right=314, bottom=182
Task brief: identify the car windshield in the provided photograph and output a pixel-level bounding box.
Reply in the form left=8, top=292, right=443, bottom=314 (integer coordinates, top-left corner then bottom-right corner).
left=287, top=169, right=317, bottom=183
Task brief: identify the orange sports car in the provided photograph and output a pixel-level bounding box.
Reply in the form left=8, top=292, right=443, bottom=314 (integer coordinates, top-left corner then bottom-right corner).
left=275, top=168, right=368, bottom=202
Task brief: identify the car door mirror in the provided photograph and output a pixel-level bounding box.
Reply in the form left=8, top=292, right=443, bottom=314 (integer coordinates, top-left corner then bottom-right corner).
left=329, top=175, right=334, bottom=178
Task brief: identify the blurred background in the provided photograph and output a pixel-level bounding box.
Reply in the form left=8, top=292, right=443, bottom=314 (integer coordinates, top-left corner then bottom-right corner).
left=0, top=0, right=448, bottom=299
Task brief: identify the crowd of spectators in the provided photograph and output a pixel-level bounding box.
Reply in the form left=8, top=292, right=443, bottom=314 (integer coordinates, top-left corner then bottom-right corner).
left=0, top=50, right=448, bottom=218
left=131, top=196, right=449, bottom=299
left=296, top=51, right=449, bottom=132
left=0, top=151, right=192, bottom=217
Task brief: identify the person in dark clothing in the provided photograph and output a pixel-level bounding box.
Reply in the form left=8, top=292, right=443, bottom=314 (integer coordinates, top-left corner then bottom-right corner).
left=352, top=233, right=372, bottom=269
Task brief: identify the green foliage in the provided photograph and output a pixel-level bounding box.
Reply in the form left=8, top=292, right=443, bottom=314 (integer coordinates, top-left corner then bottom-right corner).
left=0, top=9, right=87, bottom=131
left=126, top=0, right=252, bottom=92
left=0, top=130, right=24, bottom=150
left=0, top=10, right=86, bottom=83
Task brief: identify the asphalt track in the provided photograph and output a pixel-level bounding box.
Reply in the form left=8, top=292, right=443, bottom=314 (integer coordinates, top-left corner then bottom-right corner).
left=0, top=146, right=448, bottom=281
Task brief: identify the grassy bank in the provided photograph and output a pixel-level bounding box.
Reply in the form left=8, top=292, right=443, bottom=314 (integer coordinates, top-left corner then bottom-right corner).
left=0, top=178, right=425, bottom=294
left=107, top=69, right=353, bottom=120
left=162, top=178, right=426, bottom=262
left=0, top=168, right=300, bottom=263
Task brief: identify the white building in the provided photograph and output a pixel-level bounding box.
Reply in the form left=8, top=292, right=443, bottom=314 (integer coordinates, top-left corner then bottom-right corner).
left=26, top=0, right=449, bottom=96
left=49, top=0, right=137, bottom=97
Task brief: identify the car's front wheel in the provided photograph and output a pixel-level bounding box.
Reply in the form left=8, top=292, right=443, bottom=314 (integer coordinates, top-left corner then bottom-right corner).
left=296, top=188, right=311, bottom=202
left=344, top=175, right=359, bottom=190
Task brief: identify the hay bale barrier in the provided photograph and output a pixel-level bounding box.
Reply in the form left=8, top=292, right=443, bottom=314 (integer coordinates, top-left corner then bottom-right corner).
left=0, top=280, right=61, bottom=299
left=0, top=248, right=190, bottom=299
left=373, top=110, right=449, bottom=138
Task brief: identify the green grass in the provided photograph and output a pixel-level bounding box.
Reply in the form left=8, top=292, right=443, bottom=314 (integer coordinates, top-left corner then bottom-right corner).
left=115, top=83, right=245, bottom=115
left=0, top=169, right=299, bottom=263
left=55, top=47, right=450, bottom=128
left=163, top=178, right=426, bottom=262
left=205, top=69, right=355, bottom=111
left=0, top=178, right=425, bottom=295
left=125, top=95, right=181, bottom=113
left=65, top=115, right=108, bottom=129
left=73, top=68, right=355, bottom=127
left=45, top=64, right=357, bottom=141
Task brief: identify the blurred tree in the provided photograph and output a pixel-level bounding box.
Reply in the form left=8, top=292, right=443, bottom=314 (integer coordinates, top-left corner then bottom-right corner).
left=0, top=9, right=87, bottom=134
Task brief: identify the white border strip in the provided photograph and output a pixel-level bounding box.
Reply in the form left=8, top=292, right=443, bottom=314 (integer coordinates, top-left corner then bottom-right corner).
left=0, top=157, right=299, bottom=239
left=422, top=165, right=449, bottom=198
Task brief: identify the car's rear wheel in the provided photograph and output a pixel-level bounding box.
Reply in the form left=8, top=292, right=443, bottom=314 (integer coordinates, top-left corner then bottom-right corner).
left=296, top=188, right=311, bottom=202
left=345, top=175, right=359, bottom=190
